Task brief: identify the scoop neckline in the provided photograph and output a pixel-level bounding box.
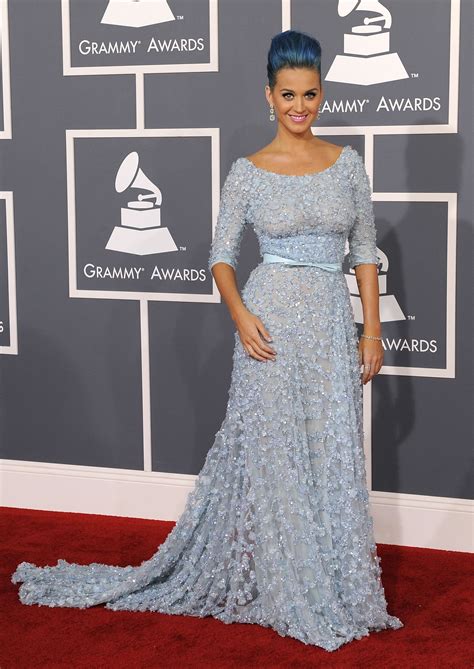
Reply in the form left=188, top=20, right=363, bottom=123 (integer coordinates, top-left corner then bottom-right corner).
left=242, top=144, right=350, bottom=178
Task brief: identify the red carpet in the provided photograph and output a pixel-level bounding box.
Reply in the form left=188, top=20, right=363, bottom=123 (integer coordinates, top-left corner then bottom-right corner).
left=1, top=506, right=472, bottom=668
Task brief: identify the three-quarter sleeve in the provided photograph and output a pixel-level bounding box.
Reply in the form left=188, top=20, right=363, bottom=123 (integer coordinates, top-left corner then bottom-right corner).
left=208, top=159, right=249, bottom=272
left=347, top=150, right=381, bottom=269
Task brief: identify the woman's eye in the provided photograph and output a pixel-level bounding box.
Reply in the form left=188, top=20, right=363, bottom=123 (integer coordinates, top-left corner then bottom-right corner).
left=283, top=93, right=316, bottom=100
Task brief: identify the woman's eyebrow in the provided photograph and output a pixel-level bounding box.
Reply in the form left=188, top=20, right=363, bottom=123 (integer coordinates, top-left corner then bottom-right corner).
left=279, top=87, right=319, bottom=93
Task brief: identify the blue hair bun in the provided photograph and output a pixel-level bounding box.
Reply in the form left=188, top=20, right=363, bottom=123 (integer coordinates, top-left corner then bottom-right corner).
left=267, top=30, right=322, bottom=89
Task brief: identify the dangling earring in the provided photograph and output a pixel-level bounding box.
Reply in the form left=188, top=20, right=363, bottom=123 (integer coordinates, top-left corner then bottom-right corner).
left=316, top=108, right=320, bottom=120
left=269, top=105, right=275, bottom=121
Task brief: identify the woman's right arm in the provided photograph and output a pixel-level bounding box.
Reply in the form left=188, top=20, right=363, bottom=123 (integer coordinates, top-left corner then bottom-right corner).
left=208, top=161, right=276, bottom=362
left=211, top=263, right=276, bottom=362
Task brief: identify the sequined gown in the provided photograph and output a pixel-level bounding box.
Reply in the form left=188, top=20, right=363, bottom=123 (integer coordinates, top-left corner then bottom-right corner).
left=11, top=144, right=403, bottom=652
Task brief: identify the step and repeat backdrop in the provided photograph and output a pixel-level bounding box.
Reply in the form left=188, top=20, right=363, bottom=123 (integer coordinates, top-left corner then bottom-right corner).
left=0, top=1, right=472, bottom=541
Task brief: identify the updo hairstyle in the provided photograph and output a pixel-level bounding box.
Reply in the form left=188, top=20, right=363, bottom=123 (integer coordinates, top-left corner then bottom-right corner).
left=267, top=30, right=322, bottom=90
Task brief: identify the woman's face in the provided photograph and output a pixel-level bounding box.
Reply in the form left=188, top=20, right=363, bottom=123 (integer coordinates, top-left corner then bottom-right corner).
left=265, top=66, right=323, bottom=133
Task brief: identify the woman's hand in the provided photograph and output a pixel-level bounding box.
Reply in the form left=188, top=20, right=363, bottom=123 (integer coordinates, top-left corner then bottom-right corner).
left=358, top=337, right=384, bottom=384
left=232, top=306, right=277, bottom=362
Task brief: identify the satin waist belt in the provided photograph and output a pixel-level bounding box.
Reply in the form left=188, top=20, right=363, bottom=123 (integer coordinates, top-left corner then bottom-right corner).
left=262, top=252, right=341, bottom=272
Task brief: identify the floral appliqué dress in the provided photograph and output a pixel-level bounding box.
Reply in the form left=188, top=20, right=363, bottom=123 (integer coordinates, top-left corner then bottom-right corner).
left=11, top=144, right=404, bottom=652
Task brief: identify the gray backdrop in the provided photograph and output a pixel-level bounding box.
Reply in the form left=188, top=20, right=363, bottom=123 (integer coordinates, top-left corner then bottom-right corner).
left=0, top=0, right=472, bottom=500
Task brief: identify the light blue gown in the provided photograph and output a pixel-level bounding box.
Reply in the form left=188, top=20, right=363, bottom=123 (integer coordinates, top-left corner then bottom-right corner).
left=11, top=144, right=404, bottom=652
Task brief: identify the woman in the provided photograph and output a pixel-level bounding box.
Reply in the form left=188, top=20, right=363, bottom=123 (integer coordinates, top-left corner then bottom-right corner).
left=11, top=30, right=403, bottom=652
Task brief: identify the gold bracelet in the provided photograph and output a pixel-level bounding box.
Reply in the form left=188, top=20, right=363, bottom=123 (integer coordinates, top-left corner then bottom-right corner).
left=360, top=333, right=382, bottom=341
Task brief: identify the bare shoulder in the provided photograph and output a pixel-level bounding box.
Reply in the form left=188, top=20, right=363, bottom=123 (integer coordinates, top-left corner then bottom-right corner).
left=244, top=144, right=278, bottom=169
left=312, top=138, right=346, bottom=159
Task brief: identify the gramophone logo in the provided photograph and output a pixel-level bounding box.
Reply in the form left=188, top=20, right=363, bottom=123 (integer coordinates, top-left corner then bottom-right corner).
left=346, top=247, right=406, bottom=323
left=325, top=0, right=409, bottom=86
left=106, top=151, right=178, bottom=256
left=101, top=0, right=176, bottom=28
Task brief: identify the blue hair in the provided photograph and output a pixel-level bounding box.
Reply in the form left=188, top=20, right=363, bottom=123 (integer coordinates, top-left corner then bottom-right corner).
left=267, top=30, right=322, bottom=90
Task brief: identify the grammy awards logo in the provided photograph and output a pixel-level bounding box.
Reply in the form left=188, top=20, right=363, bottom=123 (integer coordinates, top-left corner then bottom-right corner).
left=101, top=0, right=176, bottom=28
left=346, top=247, right=406, bottom=323
left=105, top=151, right=178, bottom=256
left=325, top=0, right=409, bottom=86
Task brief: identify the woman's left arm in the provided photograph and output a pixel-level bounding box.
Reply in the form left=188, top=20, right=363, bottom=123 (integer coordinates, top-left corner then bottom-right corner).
left=354, top=264, right=383, bottom=384
left=347, top=150, right=383, bottom=384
